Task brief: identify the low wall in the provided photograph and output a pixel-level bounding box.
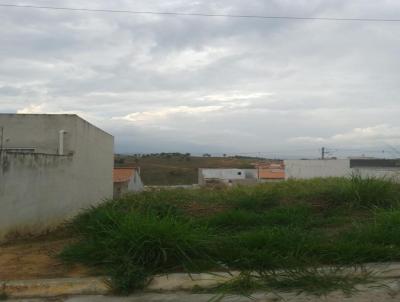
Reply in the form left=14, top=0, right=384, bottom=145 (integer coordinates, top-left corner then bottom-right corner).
left=356, top=168, right=400, bottom=182
left=285, top=159, right=400, bottom=182
left=0, top=152, right=77, bottom=239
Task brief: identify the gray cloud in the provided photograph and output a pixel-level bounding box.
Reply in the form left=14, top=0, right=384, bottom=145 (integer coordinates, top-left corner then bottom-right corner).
left=1, top=0, right=400, bottom=157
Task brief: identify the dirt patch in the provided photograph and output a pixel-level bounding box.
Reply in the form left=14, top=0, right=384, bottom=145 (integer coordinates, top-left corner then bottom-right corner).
left=182, top=201, right=231, bottom=217
left=0, top=238, right=90, bottom=280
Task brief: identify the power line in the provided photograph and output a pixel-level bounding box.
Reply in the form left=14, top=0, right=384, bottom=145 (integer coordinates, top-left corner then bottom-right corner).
left=1, top=3, right=400, bottom=22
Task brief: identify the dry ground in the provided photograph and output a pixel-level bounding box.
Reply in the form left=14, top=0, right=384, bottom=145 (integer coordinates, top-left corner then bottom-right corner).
left=0, top=237, right=89, bottom=280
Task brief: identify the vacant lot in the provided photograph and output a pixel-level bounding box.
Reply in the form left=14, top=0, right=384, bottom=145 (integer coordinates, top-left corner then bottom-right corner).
left=60, top=176, right=400, bottom=296
left=0, top=237, right=89, bottom=280
left=116, top=155, right=262, bottom=185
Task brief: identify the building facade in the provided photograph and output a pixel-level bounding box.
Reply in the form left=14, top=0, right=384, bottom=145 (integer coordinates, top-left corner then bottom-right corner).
left=0, top=114, right=114, bottom=240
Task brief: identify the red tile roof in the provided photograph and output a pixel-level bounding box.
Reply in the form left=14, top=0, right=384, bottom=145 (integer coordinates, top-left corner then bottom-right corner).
left=258, top=168, right=285, bottom=180
left=113, top=168, right=135, bottom=183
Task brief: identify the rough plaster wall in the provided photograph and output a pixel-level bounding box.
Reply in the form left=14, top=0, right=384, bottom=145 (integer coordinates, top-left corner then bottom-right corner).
left=0, top=114, right=114, bottom=240
left=0, top=114, right=77, bottom=154
left=69, top=117, right=113, bottom=210
left=284, top=160, right=352, bottom=179
left=0, top=153, right=74, bottom=238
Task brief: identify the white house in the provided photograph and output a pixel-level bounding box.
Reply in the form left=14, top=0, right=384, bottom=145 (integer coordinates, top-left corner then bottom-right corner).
left=113, top=167, right=144, bottom=198
left=198, top=168, right=258, bottom=186
left=0, top=114, right=114, bottom=240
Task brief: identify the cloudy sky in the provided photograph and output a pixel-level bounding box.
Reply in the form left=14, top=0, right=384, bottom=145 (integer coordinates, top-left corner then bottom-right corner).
left=1, top=0, right=400, bottom=158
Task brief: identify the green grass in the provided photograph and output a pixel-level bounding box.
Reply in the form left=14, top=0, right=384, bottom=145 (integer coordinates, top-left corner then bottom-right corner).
left=207, top=267, right=374, bottom=300
left=61, top=211, right=216, bottom=293
left=60, top=176, right=400, bottom=295
left=203, top=267, right=374, bottom=301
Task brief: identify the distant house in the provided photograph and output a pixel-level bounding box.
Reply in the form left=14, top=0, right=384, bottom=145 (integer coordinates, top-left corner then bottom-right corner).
left=257, top=163, right=285, bottom=182
left=198, top=168, right=258, bottom=186
left=285, top=159, right=400, bottom=181
left=0, top=114, right=114, bottom=240
left=198, top=161, right=286, bottom=186
left=113, top=167, right=144, bottom=198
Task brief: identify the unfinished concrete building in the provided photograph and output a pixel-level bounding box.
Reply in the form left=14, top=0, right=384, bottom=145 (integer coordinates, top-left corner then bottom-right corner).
left=0, top=114, right=114, bottom=240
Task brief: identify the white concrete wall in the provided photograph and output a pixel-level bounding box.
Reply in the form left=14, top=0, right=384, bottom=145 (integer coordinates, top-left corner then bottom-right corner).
left=355, top=168, right=400, bottom=182
left=0, top=114, right=113, bottom=240
left=199, top=168, right=247, bottom=185
left=284, top=159, right=400, bottom=182
left=0, top=153, right=74, bottom=237
left=243, top=169, right=258, bottom=179
left=128, top=170, right=144, bottom=192
left=284, top=159, right=352, bottom=179
left=0, top=114, right=76, bottom=154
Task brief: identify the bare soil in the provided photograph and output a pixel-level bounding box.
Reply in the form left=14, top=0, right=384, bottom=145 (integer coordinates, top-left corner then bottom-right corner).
left=0, top=237, right=90, bottom=280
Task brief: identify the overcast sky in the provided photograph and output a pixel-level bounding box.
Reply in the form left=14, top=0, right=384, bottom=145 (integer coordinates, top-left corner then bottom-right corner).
left=1, top=0, right=400, bottom=158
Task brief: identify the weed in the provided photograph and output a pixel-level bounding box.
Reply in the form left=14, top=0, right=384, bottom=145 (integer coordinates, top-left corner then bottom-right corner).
left=207, top=273, right=263, bottom=302
left=259, top=266, right=374, bottom=296
left=344, top=174, right=400, bottom=208
left=204, top=210, right=264, bottom=230
left=218, top=227, right=323, bottom=270
left=263, top=204, right=313, bottom=228
left=61, top=177, right=400, bottom=294
left=227, top=185, right=280, bottom=211
left=60, top=210, right=217, bottom=293
left=327, top=209, right=400, bottom=264
left=207, top=266, right=374, bottom=300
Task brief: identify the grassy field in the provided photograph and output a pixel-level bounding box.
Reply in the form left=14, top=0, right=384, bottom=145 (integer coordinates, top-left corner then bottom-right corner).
left=60, top=175, right=400, bottom=296
left=115, top=154, right=264, bottom=185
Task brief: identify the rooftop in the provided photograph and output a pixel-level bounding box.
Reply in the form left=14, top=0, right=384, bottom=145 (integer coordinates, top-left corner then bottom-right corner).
left=113, top=167, right=137, bottom=183
left=258, top=168, right=285, bottom=179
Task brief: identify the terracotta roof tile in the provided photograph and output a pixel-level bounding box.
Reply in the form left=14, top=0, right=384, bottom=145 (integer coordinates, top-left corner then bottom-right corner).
left=258, top=168, right=285, bottom=179
left=113, top=168, right=134, bottom=183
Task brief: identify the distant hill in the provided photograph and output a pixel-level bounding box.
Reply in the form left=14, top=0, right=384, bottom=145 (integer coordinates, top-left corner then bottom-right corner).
left=115, top=153, right=274, bottom=185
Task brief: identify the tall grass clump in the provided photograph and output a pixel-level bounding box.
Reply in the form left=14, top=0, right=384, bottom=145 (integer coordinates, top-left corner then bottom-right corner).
left=343, top=174, right=400, bottom=208
left=218, top=227, right=324, bottom=270
left=327, top=209, right=400, bottom=264
left=203, top=204, right=314, bottom=231
left=60, top=208, right=216, bottom=293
